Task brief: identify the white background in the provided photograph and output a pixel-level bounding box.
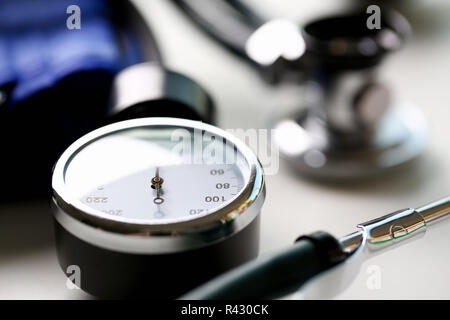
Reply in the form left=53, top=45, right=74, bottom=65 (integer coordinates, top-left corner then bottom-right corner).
left=1, top=0, right=450, bottom=299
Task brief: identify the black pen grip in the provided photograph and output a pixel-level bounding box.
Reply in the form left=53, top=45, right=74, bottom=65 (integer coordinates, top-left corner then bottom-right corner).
left=180, top=231, right=345, bottom=300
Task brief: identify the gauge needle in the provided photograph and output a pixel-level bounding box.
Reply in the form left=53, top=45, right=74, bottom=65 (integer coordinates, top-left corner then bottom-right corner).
left=151, top=167, right=164, bottom=204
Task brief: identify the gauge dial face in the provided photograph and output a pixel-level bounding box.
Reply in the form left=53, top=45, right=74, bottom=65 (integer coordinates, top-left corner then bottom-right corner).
left=61, top=122, right=252, bottom=225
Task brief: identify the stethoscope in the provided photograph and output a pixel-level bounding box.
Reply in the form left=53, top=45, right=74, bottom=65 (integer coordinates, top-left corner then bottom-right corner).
left=50, top=1, right=444, bottom=300
left=171, top=0, right=428, bottom=180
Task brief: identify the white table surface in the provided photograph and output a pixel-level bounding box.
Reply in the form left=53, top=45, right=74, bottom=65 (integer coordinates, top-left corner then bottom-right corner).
left=1, top=0, right=450, bottom=299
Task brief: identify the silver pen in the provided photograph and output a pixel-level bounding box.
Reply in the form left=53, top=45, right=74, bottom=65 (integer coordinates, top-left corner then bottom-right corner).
left=299, top=197, right=450, bottom=299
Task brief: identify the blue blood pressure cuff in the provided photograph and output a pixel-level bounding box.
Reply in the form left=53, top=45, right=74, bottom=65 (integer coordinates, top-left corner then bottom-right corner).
left=0, top=0, right=143, bottom=200
left=0, top=0, right=121, bottom=109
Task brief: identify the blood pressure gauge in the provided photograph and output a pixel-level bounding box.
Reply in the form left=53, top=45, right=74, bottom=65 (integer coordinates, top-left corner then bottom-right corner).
left=51, top=118, right=265, bottom=299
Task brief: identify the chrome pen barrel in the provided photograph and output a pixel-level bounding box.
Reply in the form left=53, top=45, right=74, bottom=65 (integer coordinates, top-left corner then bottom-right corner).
left=340, top=196, right=450, bottom=255
left=416, top=196, right=450, bottom=227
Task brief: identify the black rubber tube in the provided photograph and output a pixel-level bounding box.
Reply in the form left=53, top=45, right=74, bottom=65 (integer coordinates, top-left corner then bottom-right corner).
left=170, top=0, right=265, bottom=62
left=180, top=232, right=345, bottom=300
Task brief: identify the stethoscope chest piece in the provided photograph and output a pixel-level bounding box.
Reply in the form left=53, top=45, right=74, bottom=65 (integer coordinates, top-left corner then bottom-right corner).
left=271, top=11, right=427, bottom=179
left=272, top=98, right=427, bottom=180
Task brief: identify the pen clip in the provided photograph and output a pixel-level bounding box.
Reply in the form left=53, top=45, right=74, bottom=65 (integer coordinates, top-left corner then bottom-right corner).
left=358, top=208, right=426, bottom=252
